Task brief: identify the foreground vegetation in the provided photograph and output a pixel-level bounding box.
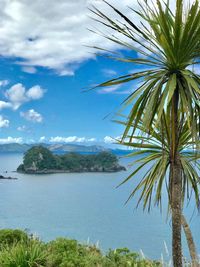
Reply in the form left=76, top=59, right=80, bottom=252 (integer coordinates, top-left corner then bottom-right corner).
left=17, top=146, right=125, bottom=174
left=0, top=229, right=161, bottom=267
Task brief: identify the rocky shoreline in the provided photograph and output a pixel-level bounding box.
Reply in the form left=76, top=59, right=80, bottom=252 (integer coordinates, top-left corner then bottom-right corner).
left=17, top=165, right=126, bottom=174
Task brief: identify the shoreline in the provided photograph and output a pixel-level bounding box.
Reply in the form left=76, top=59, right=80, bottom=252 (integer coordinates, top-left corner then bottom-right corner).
left=17, top=168, right=126, bottom=174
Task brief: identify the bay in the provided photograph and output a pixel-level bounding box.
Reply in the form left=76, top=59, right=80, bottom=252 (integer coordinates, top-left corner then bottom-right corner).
left=0, top=153, right=199, bottom=261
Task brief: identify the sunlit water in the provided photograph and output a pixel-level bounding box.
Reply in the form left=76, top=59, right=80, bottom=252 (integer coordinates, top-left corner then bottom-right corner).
left=0, top=153, right=199, bottom=261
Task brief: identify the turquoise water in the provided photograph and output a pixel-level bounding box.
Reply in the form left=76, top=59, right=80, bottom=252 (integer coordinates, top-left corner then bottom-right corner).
left=0, top=153, right=199, bottom=260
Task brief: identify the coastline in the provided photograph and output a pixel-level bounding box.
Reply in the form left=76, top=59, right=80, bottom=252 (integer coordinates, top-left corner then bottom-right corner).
left=17, top=167, right=126, bottom=174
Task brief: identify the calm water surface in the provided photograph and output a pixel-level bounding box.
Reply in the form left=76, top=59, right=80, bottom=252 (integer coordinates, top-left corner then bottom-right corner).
left=0, top=153, right=199, bottom=260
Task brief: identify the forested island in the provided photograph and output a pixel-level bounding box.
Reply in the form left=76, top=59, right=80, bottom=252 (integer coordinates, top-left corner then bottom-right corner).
left=17, top=146, right=126, bottom=174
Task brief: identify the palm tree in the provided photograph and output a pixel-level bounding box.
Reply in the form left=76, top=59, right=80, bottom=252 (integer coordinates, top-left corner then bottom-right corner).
left=90, top=1, right=200, bottom=266
left=116, top=114, right=200, bottom=266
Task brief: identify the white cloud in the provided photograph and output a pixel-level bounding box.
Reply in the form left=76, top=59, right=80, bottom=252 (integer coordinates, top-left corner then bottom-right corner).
left=98, top=84, right=122, bottom=94
left=5, top=83, right=45, bottom=110
left=0, top=101, right=12, bottom=110
left=6, top=83, right=27, bottom=109
left=104, top=136, right=114, bottom=144
left=17, top=125, right=31, bottom=132
left=102, top=69, right=117, bottom=77
left=0, top=115, right=9, bottom=128
left=0, top=0, right=140, bottom=75
left=26, top=138, right=36, bottom=143
left=0, top=80, right=9, bottom=87
left=0, top=136, right=23, bottom=144
left=20, top=109, right=43, bottom=123
left=49, top=136, right=96, bottom=143
left=21, top=66, right=37, bottom=74
left=87, top=138, right=96, bottom=142
left=58, top=69, right=75, bottom=77
left=39, top=136, right=46, bottom=142
left=26, top=85, right=45, bottom=99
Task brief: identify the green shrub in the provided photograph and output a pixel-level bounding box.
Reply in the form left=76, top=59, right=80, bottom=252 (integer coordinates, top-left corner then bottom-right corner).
left=0, top=240, right=47, bottom=267
left=0, top=230, right=162, bottom=267
left=46, top=238, right=103, bottom=267
left=104, top=248, right=161, bottom=267
left=0, top=229, right=28, bottom=246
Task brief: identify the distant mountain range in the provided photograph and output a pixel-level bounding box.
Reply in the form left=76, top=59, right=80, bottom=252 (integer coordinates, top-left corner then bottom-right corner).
left=0, top=143, right=130, bottom=154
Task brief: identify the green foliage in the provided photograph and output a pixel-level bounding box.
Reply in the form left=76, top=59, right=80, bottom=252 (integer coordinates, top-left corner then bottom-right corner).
left=22, top=146, right=57, bottom=171
left=0, top=240, right=47, bottom=267
left=0, top=230, right=161, bottom=267
left=17, top=164, right=25, bottom=172
left=0, top=229, right=28, bottom=246
left=57, top=152, right=119, bottom=172
left=18, top=147, right=124, bottom=173
left=105, top=248, right=161, bottom=267
left=117, top=114, right=200, bottom=211
left=46, top=238, right=103, bottom=267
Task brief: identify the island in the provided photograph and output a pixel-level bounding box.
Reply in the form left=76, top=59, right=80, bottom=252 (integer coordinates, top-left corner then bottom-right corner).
left=17, top=146, right=126, bottom=174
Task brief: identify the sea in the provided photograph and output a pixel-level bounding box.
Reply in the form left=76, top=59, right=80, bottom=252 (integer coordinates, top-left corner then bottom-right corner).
left=0, top=152, right=199, bottom=261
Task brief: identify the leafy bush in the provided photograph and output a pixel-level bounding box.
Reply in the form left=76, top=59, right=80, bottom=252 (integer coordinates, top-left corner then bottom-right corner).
left=0, top=240, right=47, bottom=267
left=0, top=229, right=28, bottom=246
left=0, top=229, right=161, bottom=267
left=104, top=248, right=161, bottom=267
left=46, top=238, right=103, bottom=267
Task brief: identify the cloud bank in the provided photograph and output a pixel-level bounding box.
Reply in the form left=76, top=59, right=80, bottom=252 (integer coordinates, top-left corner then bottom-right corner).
left=0, top=137, right=23, bottom=144
left=49, top=136, right=96, bottom=143
left=0, top=0, right=138, bottom=75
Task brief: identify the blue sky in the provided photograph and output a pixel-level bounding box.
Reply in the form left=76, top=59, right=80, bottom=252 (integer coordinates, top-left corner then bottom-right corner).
left=0, top=0, right=146, bottom=146
left=0, top=52, right=138, bottom=146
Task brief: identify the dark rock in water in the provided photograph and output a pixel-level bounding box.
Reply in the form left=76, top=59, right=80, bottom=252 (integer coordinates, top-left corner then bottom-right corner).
left=0, top=175, right=18, bottom=180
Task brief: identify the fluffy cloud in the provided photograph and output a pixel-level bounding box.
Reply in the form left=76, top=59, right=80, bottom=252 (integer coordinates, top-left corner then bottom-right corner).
left=0, top=0, right=140, bottom=75
left=6, top=84, right=27, bottom=109
left=26, top=85, right=45, bottom=100
left=0, top=101, right=12, bottom=110
left=21, top=66, right=37, bottom=74
left=4, top=83, right=45, bottom=110
left=49, top=136, right=96, bottom=143
left=20, top=109, right=43, bottom=123
left=0, top=80, right=9, bottom=87
left=39, top=136, right=46, bottom=142
left=0, top=137, right=23, bottom=144
left=0, top=115, right=9, bottom=128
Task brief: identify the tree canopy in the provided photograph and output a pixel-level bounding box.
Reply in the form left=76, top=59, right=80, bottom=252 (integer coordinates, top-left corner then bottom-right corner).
left=17, top=146, right=125, bottom=173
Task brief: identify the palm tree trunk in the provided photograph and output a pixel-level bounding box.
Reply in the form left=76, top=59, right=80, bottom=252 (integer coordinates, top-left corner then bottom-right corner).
left=170, top=89, right=183, bottom=267
left=171, top=159, right=182, bottom=266
left=182, top=215, right=199, bottom=267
